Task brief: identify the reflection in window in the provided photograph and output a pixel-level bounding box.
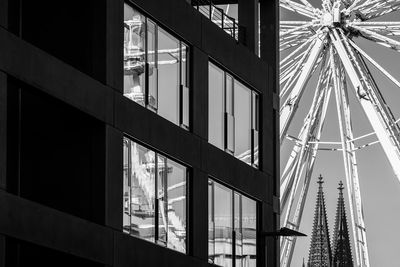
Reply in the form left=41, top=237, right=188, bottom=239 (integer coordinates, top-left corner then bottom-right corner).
left=123, top=137, right=187, bottom=253
left=158, top=28, right=179, bottom=124
left=209, top=63, right=225, bottom=149
left=208, top=63, right=259, bottom=168
left=124, top=4, right=190, bottom=129
left=208, top=179, right=257, bottom=267
left=123, top=7, right=146, bottom=105
left=234, top=81, right=251, bottom=160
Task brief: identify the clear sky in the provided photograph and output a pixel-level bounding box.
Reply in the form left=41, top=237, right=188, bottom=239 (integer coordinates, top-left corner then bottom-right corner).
left=280, top=2, right=400, bottom=267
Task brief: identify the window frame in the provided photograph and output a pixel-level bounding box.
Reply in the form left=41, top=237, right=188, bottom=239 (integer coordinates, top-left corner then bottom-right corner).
left=208, top=61, right=260, bottom=168
left=208, top=178, right=258, bottom=266
left=124, top=2, right=191, bottom=130
left=123, top=135, right=190, bottom=254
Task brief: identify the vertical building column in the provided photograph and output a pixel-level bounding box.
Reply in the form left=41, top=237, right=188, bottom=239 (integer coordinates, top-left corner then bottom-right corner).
left=238, top=0, right=259, bottom=54
left=190, top=45, right=209, bottom=260
left=0, top=73, right=6, bottom=191
left=106, top=0, right=124, bottom=93
left=260, top=0, right=280, bottom=265
left=0, top=69, right=7, bottom=267
left=105, top=125, right=123, bottom=231
left=191, top=47, right=209, bottom=140
left=0, top=0, right=7, bottom=29
left=190, top=168, right=209, bottom=261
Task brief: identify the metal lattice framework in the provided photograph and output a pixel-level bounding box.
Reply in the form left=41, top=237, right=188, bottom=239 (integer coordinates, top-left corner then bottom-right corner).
left=279, top=0, right=400, bottom=266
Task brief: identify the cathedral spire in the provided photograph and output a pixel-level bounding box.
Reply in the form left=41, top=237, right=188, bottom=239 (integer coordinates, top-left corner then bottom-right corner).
left=332, top=181, right=353, bottom=267
left=307, top=175, right=332, bottom=267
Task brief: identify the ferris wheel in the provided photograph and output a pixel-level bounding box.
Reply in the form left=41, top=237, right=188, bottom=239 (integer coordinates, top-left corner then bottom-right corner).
left=279, top=0, right=400, bottom=266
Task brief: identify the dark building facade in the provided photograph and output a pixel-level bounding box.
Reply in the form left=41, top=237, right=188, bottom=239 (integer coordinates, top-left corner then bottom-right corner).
left=0, top=0, right=279, bottom=266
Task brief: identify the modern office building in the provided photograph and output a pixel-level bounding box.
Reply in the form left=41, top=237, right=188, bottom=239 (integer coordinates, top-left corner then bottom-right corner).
left=0, top=0, right=278, bottom=266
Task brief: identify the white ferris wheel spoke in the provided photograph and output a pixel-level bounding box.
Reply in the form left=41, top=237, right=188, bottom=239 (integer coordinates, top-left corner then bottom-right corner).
left=280, top=51, right=330, bottom=194
left=345, top=0, right=372, bottom=14
left=329, top=45, right=370, bottom=267
left=351, top=21, right=400, bottom=36
left=280, top=0, right=320, bottom=19
left=280, top=37, right=318, bottom=98
left=357, top=0, right=400, bottom=20
left=332, top=29, right=400, bottom=181
left=349, top=39, right=400, bottom=90
left=280, top=32, right=316, bottom=51
left=280, top=32, right=327, bottom=144
left=280, top=22, right=318, bottom=38
left=350, top=24, right=400, bottom=52
left=280, top=51, right=331, bottom=222
left=280, top=51, right=333, bottom=267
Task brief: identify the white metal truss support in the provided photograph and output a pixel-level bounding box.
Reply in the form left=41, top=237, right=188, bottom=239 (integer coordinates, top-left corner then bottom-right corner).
left=329, top=44, right=370, bottom=267
left=280, top=58, right=333, bottom=267
left=280, top=32, right=327, bottom=144
left=280, top=52, right=330, bottom=210
left=335, top=29, right=400, bottom=182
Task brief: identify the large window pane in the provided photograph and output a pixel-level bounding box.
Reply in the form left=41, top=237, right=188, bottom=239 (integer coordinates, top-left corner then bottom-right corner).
left=226, top=74, right=235, bottom=153
left=158, top=28, right=180, bottom=124
left=123, top=137, right=187, bottom=253
left=234, top=193, right=243, bottom=267
left=181, top=44, right=190, bottom=128
left=157, top=155, right=168, bottom=245
left=242, top=196, right=257, bottom=267
left=148, top=19, right=158, bottom=111
left=209, top=63, right=225, bottom=149
left=126, top=140, right=156, bottom=242
left=214, top=183, right=233, bottom=267
left=208, top=63, right=260, bottom=168
left=252, top=92, right=259, bottom=167
left=124, top=4, right=146, bottom=105
left=234, top=81, right=252, bottom=164
left=209, top=181, right=215, bottom=263
left=209, top=179, right=258, bottom=267
left=123, top=139, right=131, bottom=234
left=167, top=159, right=187, bottom=252
left=123, top=5, right=190, bottom=129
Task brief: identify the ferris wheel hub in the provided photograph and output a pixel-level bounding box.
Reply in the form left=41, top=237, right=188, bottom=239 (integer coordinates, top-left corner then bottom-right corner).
left=321, top=7, right=342, bottom=28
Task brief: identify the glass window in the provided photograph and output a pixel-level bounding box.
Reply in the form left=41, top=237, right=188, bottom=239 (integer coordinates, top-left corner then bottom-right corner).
left=251, top=92, right=259, bottom=167
left=226, top=74, right=235, bottom=153
left=124, top=4, right=190, bottom=129
left=123, top=140, right=156, bottom=242
left=166, top=159, right=187, bottom=252
left=234, top=81, right=251, bottom=164
left=158, top=28, right=180, bottom=124
left=124, top=6, right=146, bottom=105
left=123, top=137, right=187, bottom=253
left=181, top=44, right=190, bottom=129
left=208, top=63, right=259, bottom=167
left=208, top=179, right=257, bottom=267
left=242, top=196, right=257, bottom=267
left=213, top=183, right=233, bottom=266
left=147, top=19, right=158, bottom=111
left=209, top=63, right=225, bottom=150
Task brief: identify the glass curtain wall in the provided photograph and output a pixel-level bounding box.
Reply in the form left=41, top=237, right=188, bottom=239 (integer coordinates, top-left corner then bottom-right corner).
left=208, top=179, right=257, bottom=267
left=208, top=63, right=259, bottom=168
left=123, top=137, right=187, bottom=253
left=124, top=3, right=190, bottom=129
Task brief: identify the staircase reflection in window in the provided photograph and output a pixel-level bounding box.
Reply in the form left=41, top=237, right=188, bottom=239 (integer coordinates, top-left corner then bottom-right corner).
left=123, top=137, right=187, bottom=253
